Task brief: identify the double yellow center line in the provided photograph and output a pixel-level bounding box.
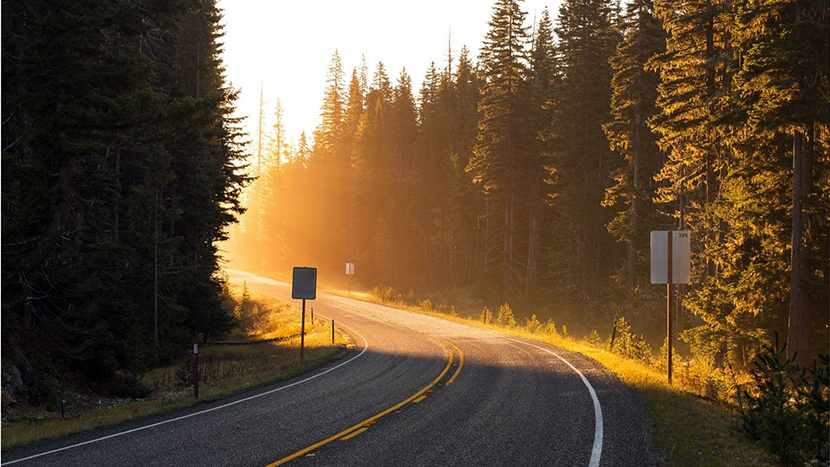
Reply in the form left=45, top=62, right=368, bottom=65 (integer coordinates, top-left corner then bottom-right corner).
left=267, top=338, right=464, bottom=466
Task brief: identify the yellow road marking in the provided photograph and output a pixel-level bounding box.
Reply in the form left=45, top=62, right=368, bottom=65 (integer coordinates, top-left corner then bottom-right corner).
left=266, top=347, right=454, bottom=466
left=338, top=427, right=368, bottom=441
left=412, top=395, right=427, bottom=403
left=445, top=342, right=464, bottom=386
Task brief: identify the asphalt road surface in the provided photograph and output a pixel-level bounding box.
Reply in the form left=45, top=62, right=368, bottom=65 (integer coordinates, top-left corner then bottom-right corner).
left=3, top=270, right=660, bottom=466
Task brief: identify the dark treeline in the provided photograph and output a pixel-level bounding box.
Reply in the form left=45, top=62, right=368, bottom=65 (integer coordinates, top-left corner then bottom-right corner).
left=2, top=0, right=249, bottom=388
left=230, top=0, right=828, bottom=365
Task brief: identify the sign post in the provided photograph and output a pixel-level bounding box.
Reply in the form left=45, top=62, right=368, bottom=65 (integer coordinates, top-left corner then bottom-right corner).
left=292, top=267, right=317, bottom=362
left=667, top=232, right=673, bottom=385
left=193, top=343, right=199, bottom=399
left=651, top=231, right=690, bottom=385
left=345, top=263, right=355, bottom=297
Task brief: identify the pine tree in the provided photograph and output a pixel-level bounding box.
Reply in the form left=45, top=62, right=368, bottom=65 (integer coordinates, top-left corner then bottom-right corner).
left=546, top=0, right=621, bottom=314
left=452, top=46, right=484, bottom=283
left=260, top=99, right=289, bottom=273
left=733, top=0, right=830, bottom=363
left=603, top=0, right=668, bottom=304
left=469, top=0, right=535, bottom=302
left=527, top=8, right=556, bottom=295
left=306, top=50, right=348, bottom=271
left=1, top=0, right=248, bottom=380
left=317, top=50, right=346, bottom=154
left=389, top=69, right=419, bottom=281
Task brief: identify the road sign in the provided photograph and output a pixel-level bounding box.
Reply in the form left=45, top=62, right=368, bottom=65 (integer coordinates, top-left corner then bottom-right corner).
left=345, top=263, right=355, bottom=275
left=650, top=231, right=691, bottom=284
left=651, top=230, right=691, bottom=386
left=292, top=267, right=317, bottom=300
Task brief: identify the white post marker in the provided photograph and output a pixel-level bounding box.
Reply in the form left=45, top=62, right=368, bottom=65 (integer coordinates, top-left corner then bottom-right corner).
left=651, top=231, right=690, bottom=385
left=345, top=262, right=355, bottom=297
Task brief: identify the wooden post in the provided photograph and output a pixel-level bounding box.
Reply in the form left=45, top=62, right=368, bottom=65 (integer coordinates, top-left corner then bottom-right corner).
left=193, top=343, right=199, bottom=399
left=311, top=307, right=314, bottom=325
left=667, top=231, right=674, bottom=385
left=301, top=299, right=306, bottom=362
left=331, top=319, right=335, bottom=344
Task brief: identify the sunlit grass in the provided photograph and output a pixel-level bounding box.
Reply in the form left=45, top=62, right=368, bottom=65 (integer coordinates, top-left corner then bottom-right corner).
left=1, top=289, right=352, bottom=450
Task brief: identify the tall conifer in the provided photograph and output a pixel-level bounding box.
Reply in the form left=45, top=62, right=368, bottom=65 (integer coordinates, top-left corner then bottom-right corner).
left=603, top=0, right=667, bottom=303
left=470, top=0, right=535, bottom=302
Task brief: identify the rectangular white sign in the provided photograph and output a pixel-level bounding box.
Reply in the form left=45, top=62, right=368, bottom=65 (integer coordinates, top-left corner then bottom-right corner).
left=345, top=263, right=355, bottom=275
left=650, top=231, right=691, bottom=284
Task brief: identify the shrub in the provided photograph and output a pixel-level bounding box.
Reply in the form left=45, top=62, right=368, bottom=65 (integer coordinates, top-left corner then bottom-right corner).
left=525, top=315, right=541, bottom=334
left=495, top=303, right=517, bottom=328
left=480, top=306, right=493, bottom=324
left=112, top=373, right=151, bottom=399
left=175, top=358, right=194, bottom=389
left=741, top=333, right=829, bottom=466
left=543, top=319, right=558, bottom=337
left=588, top=330, right=602, bottom=347
left=609, top=317, right=651, bottom=364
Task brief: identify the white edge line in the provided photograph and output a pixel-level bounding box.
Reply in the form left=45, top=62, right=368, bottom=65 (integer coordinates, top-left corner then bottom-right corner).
left=3, top=320, right=368, bottom=465
left=501, top=336, right=603, bottom=467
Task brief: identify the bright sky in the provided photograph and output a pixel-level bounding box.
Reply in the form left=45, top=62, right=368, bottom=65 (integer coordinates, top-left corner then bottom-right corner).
left=217, top=0, right=563, bottom=150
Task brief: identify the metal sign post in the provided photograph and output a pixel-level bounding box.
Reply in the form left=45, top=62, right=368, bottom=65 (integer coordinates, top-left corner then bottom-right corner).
left=292, top=267, right=317, bottom=362
left=667, top=232, right=673, bottom=385
left=651, top=231, right=690, bottom=385
left=301, top=299, right=306, bottom=361
left=193, top=343, right=199, bottom=399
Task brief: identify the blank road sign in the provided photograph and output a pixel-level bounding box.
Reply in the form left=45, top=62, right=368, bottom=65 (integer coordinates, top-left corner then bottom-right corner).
left=651, top=231, right=691, bottom=284
left=292, top=267, right=317, bottom=299
left=345, top=263, right=355, bottom=275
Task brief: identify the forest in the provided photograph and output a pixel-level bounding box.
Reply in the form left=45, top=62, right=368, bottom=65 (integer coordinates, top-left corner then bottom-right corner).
left=2, top=0, right=249, bottom=387
left=0, top=0, right=827, bottom=431
left=226, top=0, right=829, bottom=368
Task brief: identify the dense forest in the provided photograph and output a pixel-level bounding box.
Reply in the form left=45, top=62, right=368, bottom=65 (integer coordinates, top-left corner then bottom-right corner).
left=2, top=0, right=249, bottom=392
left=227, top=0, right=829, bottom=365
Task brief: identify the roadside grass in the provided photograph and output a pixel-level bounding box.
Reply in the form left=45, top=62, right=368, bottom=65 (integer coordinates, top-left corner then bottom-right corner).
left=327, top=286, right=777, bottom=466
left=1, top=288, right=352, bottom=450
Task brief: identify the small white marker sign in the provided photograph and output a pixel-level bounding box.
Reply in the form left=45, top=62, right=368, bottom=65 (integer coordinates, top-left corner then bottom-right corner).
left=650, top=231, right=691, bottom=284
left=345, top=263, right=355, bottom=275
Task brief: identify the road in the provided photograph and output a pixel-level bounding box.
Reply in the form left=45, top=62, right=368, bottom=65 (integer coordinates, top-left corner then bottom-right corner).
left=3, top=270, right=660, bottom=466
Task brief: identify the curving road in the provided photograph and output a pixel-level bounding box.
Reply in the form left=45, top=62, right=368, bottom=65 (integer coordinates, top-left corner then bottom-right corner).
left=2, top=270, right=659, bottom=466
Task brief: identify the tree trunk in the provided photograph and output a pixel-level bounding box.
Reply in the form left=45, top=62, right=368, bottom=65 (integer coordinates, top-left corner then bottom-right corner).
left=153, top=185, right=159, bottom=352
left=114, top=148, right=121, bottom=238
left=503, top=195, right=511, bottom=303
left=526, top=172, right=540, bottom=297
left=788, top=129, right=810, bottom=364
left=629, top=114, right=642, bottom=294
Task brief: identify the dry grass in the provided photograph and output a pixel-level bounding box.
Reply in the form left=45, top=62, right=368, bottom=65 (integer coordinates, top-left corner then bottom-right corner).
left=1, top=289, right=352, bottom=450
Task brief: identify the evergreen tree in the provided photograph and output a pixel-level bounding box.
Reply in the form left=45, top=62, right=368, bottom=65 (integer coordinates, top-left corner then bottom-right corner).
left=469, top=0, right=536, bottom=302
left=603, top=0, right=668, bottom=308
left=260, top=99, right=289, bottom=273
left=527, top=8, right=557, bottom=295
left=733, top=0, right=829, bottom=363
left=545, top=0, right=621, bottom=317
left=1, top=0, right=248, bottom=382
left=452, top=46, right=484, bottom=283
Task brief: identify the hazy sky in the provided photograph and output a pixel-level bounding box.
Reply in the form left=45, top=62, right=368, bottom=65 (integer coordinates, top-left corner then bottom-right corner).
left=217, top=0, right=563, bottom=149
